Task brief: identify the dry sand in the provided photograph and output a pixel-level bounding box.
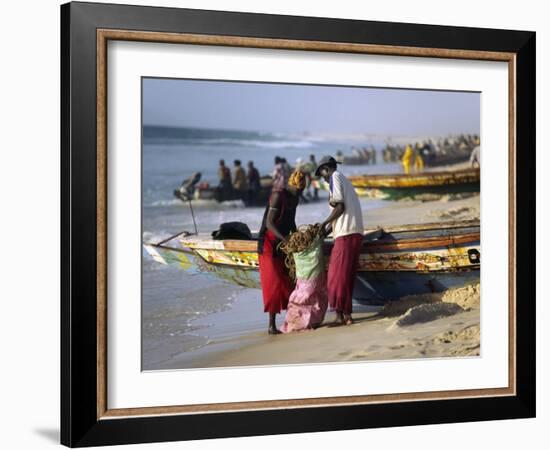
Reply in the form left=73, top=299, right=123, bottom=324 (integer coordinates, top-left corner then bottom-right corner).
left=165, top=282, right=480, bottom=369
left=364, top=192, right=479, bottom=228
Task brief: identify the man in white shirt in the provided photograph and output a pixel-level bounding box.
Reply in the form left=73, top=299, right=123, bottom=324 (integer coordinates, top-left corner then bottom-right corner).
left=317, top=156, right=364, bottom=326
left=469, top=142, right=480, bottom=168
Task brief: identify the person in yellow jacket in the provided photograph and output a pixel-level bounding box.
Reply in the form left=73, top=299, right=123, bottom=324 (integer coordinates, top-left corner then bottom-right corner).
left=414, top=142, right=424, bottom=172
left=402, top=144, right=414, bottom=174
left=232, top=160, right=248, bottom=192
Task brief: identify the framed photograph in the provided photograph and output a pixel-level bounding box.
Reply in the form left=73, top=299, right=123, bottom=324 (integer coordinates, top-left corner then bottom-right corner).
left=61, top=1, right=535, bottom=447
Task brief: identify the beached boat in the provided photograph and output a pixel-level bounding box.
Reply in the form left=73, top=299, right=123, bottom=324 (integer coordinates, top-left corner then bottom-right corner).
left=348, top=168, right=480, bottom=199
left=143, top=220, right=480, bottom=305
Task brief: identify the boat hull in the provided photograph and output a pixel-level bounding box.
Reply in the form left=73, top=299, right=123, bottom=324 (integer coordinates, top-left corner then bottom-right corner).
left=174, top=186, right=272, bottom=207
left=349, top=168, right=480, bottom=199
left=144, top=222, right=480, bottom=305
left=352, top=270, right=479, bottom=305
left=354, top=182, right=480, bottom=200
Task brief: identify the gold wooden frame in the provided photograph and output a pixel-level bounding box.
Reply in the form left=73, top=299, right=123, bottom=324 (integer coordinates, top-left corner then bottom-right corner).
left=96, top=29, right=516, bottom=420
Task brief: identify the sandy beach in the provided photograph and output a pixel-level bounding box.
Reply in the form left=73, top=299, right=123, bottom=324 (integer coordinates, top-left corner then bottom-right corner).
left=140, top=80, right=481, bottom=371
left=157, top=282, right=480, bottom=370
left=142, top=144, right=480, bottom=371
left=146, top=191, right=480, bottom=371
left=364, top=192, right=479, bottom=228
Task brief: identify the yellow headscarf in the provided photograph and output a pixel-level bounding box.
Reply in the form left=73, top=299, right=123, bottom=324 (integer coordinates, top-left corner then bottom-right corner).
left=288, top=170, right=306, bottom=190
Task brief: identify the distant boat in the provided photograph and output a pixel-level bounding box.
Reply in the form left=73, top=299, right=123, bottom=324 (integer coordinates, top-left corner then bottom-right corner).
left=174, top=176, right=326, bottom=207
left=422, top=147, right=474, bottom=167
left=143, top=220, right=480, bottom=305
left=174, top=176, right=272, bottom=207
left=335, top=148, right=377, bottom=166
left=348, top=168, right=480, bottom=199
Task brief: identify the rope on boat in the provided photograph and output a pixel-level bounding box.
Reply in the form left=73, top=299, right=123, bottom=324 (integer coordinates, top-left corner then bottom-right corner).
left=156, top=230, right=189, bottom=246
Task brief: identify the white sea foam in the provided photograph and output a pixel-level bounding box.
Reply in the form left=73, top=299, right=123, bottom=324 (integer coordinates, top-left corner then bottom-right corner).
left=150, top=198, right=184, bottom=207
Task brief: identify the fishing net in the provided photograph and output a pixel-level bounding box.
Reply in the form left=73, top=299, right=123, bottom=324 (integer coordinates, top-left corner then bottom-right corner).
left=279, top=224, right=324, bottom=280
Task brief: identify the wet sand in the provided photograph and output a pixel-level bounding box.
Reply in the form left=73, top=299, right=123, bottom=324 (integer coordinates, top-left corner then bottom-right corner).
left=158, top=283, right=480, bottom=370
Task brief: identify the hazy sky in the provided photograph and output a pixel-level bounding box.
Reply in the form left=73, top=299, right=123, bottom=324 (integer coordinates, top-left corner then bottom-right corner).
left=143, top=78, right=480, bottom=136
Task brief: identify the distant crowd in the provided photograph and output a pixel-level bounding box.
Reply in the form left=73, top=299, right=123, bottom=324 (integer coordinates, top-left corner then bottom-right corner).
left=179, top=134, right=481, bottom=199
left=215, top=154, right=321, bottom=202
left=179, top=154, right=322, bottom=202
left=382, top=134, right=480, bottom=173
left=335, top=146, right=377, bottom=165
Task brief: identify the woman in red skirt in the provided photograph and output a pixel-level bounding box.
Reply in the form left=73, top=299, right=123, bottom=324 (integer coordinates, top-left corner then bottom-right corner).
left=258, top=170, right=306, bottom=334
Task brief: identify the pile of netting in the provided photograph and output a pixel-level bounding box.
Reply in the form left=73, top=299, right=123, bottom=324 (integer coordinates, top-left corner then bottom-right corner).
left=279, top=224, right=323, bottom=280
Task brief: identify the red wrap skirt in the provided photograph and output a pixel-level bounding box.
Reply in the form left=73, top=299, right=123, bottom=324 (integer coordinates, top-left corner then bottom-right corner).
left=258, top=230, right=294, bottom=314
left=327, top=233, right=363, bottom=315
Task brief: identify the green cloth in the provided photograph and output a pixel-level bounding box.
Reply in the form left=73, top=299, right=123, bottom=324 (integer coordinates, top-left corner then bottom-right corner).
left=293, top=239, right=324, bottom=280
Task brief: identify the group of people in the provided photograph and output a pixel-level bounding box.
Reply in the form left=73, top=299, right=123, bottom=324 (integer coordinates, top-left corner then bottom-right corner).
left=401, top=143, right=426, bottom=174
left=273, top=154, right=320, bottom=200
left=382, top=134, right=480, bottom=168
left=400, top=136, right=481, bottom=173
left=215, top=154, right=321, bottom=205
left=217, top=159, right=261, bottom=202
left=257, top=156, right=364, bottom=334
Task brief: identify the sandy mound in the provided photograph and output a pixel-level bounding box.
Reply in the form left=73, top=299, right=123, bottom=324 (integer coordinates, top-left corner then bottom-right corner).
left=380, top=282, right=480, bottom=318
left=381, top=282, right=480, bottom=329
left=380, top=293, right=442, bottom=317
left=442, top=283, right=480, bottom=309
left=393, top=302, right=464, bottom=327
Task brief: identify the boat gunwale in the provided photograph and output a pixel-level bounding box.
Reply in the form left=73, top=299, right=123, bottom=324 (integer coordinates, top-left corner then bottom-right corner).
left=348, top=168, right=480, bottom=181
left=349, top=172, right=480, bottom=189
left=179, top=231, right=480, bottom=253
left=164, top=259, right=480, bottom=273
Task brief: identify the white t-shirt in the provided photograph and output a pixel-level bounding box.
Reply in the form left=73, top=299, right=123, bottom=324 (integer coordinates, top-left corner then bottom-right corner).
left=328, top=170, right=364, bottom=239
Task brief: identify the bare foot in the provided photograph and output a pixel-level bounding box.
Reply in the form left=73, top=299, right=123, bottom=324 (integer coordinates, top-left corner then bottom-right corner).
left=343, top=314, right=354, bottom=326
left=268, top=327, right=282, bottom=335
left=328, top=317, right=345, bottom=328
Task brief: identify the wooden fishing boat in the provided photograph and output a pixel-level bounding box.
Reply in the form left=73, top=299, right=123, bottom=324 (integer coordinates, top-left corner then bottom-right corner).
left=348, top=168, right=480, bottom=199
left=174, top=176, right=273, bottom=207
left=144, top=220, right=480, bottom=305
left=174, top=177, right=326, bottom=207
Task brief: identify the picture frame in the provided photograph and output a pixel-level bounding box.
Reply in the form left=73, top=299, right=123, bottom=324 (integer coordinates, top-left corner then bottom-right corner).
left=60, top=1, right=535, bottom=447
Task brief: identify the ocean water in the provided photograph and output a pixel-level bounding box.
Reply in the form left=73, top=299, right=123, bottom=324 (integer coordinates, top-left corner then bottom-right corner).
left=141, top=126, right=401, bottom=370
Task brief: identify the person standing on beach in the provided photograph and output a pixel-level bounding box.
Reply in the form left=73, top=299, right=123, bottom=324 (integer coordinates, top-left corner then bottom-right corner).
left=232, top=160, right=248, bottom=193
left=258, top=170, right=306, bottom=334
left=317, top=156, right=364, bottom=326
left=401, top=144, right=414, bottom=174
left=217, top=159, right=232, bottom=199
left=281, top=158, right=291, bottom=186
left=414, top=143, right=425, bottom=172
left=247, top=160, right=261, bottom=202
left=469, top=138, right=480, bottom=168
left=304, top=154, right=319, bottom=199
left=272, top=156, right=285, bottom=191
